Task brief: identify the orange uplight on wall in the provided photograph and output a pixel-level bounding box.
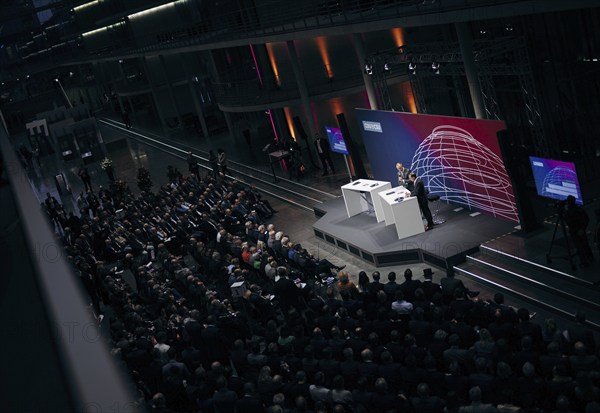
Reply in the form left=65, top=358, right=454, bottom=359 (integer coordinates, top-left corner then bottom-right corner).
left=283, top=107, right=296, bottom=140
left=402, top=82, right=417, bottom=113
left=391, top=27, right=405, bottom=48
left=315, top=36, right=333, bottom=80
left=265, top=43, right=280, bottom=86
left=329, top=98, right=343, bottom=116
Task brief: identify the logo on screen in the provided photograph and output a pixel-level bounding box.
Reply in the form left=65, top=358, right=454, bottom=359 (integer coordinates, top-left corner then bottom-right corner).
left=362, top=121, right=383, bottom=133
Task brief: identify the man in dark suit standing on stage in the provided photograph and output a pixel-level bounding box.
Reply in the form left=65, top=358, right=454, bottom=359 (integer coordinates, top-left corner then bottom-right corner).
left=408, top=172, right=434, bottom=230
left=314, top=133, right=335, bottom=176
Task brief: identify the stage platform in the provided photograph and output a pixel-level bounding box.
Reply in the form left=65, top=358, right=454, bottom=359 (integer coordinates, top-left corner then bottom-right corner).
left=313, top=197, right=518, bottom=269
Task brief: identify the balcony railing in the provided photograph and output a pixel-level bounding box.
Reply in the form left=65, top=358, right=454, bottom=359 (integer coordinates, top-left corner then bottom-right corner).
left=213, top=67, right=408, bottom=108
left=64, top=0, right=522, bottom=63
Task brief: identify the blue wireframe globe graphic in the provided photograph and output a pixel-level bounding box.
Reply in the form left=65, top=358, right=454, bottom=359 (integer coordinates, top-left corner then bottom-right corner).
left=410, top=125, right=518, bottom=222
left=541, top=166, right=579, bottom=201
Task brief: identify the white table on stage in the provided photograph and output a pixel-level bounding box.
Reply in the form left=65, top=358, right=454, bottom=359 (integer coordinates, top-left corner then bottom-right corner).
left=378, top=188, right=425, bottom=239
left=341, top=179, right=391, bottom=223
left=378, top=186, right=411, bottom=226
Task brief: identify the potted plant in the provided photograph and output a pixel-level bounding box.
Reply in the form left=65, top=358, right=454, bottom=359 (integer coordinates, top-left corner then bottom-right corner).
left=100, top=157, right=115, bottom=181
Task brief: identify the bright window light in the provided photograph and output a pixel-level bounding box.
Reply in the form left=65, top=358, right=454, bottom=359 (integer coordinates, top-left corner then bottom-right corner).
left=128, top=1, right=187, bottom=19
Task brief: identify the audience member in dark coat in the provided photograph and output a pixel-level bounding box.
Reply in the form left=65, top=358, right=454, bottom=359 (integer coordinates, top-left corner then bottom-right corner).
left=421, top=268, right=441, bottom=300
left=399, top=268, right=421, bottom=302
left=236, top=382, right=266, bottom=413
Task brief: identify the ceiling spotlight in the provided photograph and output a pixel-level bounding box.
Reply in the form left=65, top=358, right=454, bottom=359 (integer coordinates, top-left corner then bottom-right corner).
left=408, top=62, right=416, bottom=71
left=119, top=59, right=123, bottom=64
left=26, top=74, right=30, bottom=79
left=54, top=78, right=59, bottom=82
left=364, top=64, right=373, bottom=75
left=383, top=63, right=391, bottom=72
left=69, top=71, right=74, bottom=77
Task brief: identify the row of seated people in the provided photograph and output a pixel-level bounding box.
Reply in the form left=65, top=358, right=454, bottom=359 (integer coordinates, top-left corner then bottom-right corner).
left=54, top=171, right=600, bottom=413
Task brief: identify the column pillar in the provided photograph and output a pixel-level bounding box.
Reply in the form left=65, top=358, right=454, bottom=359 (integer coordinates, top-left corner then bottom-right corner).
left=455, top=22, right=485, bottom=119
left=206, top=50, right=233, bottom=137
left=180, top=55, right=209, bottom=138
left=352, top=33, right=378, bottom=110
left=93, top=62, right=105, bottom=107
left=158, top=55, right=183, bottom=129
left=286, top=39, right=317, bottom=140
left=116, top=60, right=137, bottom=122
left=105, top=61, right=125, bottom=114
left=140, top=57, right=169, bottom=136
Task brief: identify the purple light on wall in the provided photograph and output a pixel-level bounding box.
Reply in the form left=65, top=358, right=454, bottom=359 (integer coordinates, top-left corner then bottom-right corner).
left=249, top=44, right=280, bottom=144
left=249, top=44, right=264, bottom=87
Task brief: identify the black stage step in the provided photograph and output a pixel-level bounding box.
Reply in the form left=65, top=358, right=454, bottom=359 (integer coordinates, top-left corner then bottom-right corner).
left=454, top=249, right=600, bottom=332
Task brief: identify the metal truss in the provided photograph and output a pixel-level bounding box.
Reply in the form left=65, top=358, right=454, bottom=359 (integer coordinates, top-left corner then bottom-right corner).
left=365, top=36, right=548, bottom=154
left=479, top=75, right=501, bottom=120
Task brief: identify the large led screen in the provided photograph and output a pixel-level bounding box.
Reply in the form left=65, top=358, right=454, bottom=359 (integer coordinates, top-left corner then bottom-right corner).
left=356, top=109, right=518, bottom=222
left=529, top=156, right=583, bottom=205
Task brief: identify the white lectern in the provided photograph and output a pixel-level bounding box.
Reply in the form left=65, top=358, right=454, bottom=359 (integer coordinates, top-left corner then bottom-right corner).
left=341, top=179, right=391, bottom=223
left=378, top=189, right=425, bottom=239
left=378, top=186, right=411, bottom=226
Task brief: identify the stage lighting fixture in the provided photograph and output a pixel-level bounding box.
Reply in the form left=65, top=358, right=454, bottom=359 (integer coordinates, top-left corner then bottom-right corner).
left=431, top=62, right=440, bottom=74
left=408, top=61, right=416, bottom=75
left=383, top=63, right=391, bottom=72
left=364, top=64, right=373, bottom=75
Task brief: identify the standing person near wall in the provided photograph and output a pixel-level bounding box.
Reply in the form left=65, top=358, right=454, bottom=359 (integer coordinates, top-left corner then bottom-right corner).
left=209, top=150, right=219, bottom=179
left=187, top=151, right=200, bottom=181
left=564, top=195, right=593, bottom=267
left=121, top=110, right=131, bottom=129
left=217, top=148, right=230, bottom=177
left=314, top=133, right=335, bottom=176
left=78, top=166, right=93, bottom=192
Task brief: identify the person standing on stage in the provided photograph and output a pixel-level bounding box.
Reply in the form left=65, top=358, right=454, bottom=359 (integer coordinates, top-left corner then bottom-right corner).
left=314, top=133, right=335, bottom=176
left=408, top=172, right=434, bottom=230
left=396, top=163, right=411, bottom=187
